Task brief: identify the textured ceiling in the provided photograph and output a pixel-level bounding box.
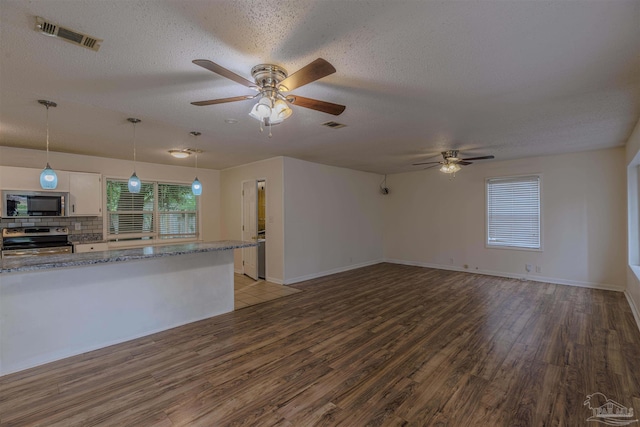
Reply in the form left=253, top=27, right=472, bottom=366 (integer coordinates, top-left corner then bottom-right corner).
left=0, top=0, right=639, bottom=174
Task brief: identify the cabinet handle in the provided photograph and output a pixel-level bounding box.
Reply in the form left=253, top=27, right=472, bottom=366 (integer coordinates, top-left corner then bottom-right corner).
left=72, top=204, right=75, bottom=213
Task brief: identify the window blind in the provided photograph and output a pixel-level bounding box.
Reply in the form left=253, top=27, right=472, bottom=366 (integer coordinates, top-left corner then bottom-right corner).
left=106, top=180, right=199, bottom=242
left=487, top=175, right=540, bottom=249
left=158, top=183, right=198, bottom=239
left=106, top=180, right=154, bottom=237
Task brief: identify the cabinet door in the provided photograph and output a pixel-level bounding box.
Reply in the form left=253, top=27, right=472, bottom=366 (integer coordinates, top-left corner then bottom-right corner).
left=69, top=172, right=102, bottom=216
left=74, top=242, right=108, bottom=253
left=0, top=166, right=70, bottom=191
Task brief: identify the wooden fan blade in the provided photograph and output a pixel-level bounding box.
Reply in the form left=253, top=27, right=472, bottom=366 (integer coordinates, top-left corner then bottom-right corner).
left=278, top=58, right=336, bottom=92
left=424, top=164, right=441, bottom=170
left=457, top=161, right=472, bottom=166
left=412, top=161, right=441, bottom=166
left=461, top=155, right=495, bottom=161
left=192, top=59, right=256, bottom=88
left=287, top=95, right=345, bottom=115
left=191, top=95, right=256, bottom=106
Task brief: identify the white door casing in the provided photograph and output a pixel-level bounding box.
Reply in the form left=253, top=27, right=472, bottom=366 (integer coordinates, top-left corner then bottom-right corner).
left=242, top=180, right=258, bottom=280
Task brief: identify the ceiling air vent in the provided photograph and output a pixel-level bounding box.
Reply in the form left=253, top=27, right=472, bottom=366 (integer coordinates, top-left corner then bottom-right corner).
left=35, top=17, right=102, bottom=52
left=322, top=121, right=347, bottom=129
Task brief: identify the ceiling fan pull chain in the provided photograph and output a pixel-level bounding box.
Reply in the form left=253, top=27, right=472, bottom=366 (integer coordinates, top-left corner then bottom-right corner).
left=268, top=121, right=272, bottom=138
left=259, top=119, right=263, bottom=133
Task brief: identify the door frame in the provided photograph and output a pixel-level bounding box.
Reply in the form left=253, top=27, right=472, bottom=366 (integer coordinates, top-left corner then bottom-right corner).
left=241, top=178, right=267, bottom=280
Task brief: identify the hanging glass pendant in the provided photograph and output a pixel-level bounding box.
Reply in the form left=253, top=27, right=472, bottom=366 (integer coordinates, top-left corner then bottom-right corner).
left=192, top=177, right=202, bottom=196
left=40, top=163, right=58, bottom=189
left=38, top=100, right=58, bottom=190
left=128, top=172, right=141, bottom=193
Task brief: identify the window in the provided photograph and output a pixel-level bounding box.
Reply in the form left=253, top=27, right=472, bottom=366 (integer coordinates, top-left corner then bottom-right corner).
left=106, top=179, right=198, bottom=242
left=486, top=175, right=541, bottom=250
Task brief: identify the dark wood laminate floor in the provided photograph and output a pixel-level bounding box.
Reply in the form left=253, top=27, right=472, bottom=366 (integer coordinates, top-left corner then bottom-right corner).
left=1, top=263, right=639, bottom=426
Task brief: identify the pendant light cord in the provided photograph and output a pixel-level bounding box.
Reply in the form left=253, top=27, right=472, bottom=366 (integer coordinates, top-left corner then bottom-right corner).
left=132, top=121, right=137, bottom=173
left=45, top=104, right=50, bottom=164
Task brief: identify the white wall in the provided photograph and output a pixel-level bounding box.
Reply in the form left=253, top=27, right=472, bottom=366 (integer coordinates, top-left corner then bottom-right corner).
left=384, top=147, right=626, bottom=290
left=283, top=157, right=385, bottom=284
left=0, top=146, right=221, bottom=241
left=625, top=118, right=640, bottom=329
left=220, top=157, right=284, bottom=283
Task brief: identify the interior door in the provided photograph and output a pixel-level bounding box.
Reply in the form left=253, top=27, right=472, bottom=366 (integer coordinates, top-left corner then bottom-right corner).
left=242, top=180, right=258, bottom=280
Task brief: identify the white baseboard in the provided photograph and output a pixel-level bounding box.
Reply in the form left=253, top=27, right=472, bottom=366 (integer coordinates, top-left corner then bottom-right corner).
left=266, top=276, right=283, bottom=285
left=384, top=258, right=625, bottom=292
left=234, top=268, right=243, bottom=275
left=284, top=259, right=384, bottom=285
left=624, top=290, right=640, bottom=333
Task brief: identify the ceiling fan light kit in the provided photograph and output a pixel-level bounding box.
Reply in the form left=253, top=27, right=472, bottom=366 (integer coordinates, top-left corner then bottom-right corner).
left=191, top=58, right=345, bottom=138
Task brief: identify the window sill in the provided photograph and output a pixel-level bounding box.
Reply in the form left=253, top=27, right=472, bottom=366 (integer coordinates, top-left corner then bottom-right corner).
left=486, top=244, right=543, bottom=252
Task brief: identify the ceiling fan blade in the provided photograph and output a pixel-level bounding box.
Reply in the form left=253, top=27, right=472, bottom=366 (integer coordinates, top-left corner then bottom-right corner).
left=191, top=95, right=257, bottom=106
left=193, top=59, right=256, bottom=88
left=457, top=161, right=473, bottom=166
left=412, top=161, right=442, bottom=166
left=461, top=155, right=495, bottom=161
left=287, top=95, right=346, bottom=115
left=278, top=58, right=336, bottom=92
left=424, top=164, right=441, bottom=170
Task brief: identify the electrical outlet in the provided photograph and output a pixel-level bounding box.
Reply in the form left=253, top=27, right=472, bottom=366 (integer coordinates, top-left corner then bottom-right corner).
left=74, top=222, right=81, bottom=231
left=525, top=264, right=532, bottom=273
left=535, top=266, right=541, bottom=273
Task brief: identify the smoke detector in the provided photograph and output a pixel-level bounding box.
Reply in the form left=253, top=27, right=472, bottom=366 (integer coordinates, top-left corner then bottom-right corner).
left=322, top=121, right=347, bottom=129
left=35, top=17, right=102, bottom=51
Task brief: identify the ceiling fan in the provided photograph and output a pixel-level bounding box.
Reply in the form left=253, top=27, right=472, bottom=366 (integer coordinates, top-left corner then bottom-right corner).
left=413, top=150, right=495, bottom=174
left=190, top=58, right=345, bottom=135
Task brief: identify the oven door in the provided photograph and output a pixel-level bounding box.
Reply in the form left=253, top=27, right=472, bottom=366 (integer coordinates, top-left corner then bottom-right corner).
left=1, top=246, right=73, bottom=258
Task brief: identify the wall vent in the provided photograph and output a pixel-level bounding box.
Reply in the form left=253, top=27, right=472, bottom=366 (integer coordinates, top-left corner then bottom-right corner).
left=35, top=17, right=102, bottom=52
left=322, top=121, right=347, bottom=129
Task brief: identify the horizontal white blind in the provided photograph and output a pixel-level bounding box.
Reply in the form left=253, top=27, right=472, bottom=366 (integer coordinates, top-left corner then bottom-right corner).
left=106, top=180, right=155, bottom=237
left=158, top=183, right=198, bottom=239
left=487, top=175, right=540, bottom=249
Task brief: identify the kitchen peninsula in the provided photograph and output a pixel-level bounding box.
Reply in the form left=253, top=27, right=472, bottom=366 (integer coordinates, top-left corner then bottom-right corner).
left=0, top=241, right=256, bottom=375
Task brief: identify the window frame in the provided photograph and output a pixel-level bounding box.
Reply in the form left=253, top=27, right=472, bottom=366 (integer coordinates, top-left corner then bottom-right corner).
left=485, top=174, right=542, bottom=252
left=104, top=178, right=200, bottom=247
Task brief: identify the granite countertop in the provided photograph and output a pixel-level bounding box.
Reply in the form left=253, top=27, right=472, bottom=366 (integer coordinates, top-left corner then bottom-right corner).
left=0, top=240, right=257, bottom=273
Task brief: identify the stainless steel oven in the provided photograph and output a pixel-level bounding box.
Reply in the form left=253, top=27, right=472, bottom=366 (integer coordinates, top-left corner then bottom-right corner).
left=1, top=227, right=73, bottom=258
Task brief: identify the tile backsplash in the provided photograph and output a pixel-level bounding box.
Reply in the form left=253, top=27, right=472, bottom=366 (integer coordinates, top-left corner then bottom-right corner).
left=0, top=216, right=103, bottom=241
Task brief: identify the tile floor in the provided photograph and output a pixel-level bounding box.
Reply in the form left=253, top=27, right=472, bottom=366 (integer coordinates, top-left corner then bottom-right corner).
left=234, top=274, right=301, bottom=310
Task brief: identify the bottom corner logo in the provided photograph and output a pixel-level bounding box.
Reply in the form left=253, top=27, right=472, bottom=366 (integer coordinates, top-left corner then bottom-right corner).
left=584, top=392, right=638, bottom=426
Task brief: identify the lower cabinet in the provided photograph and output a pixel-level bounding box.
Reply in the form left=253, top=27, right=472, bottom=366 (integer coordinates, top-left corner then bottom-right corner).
left=74, top=242, right=108, bottom=253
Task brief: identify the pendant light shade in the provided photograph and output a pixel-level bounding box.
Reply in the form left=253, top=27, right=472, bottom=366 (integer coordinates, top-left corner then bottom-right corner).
left=40, top=163, right=58, bottom=189
left=192, top=177, right=202, bottom=196
left=128, top=172, right=141, bottom=192
left=38, top=100, right=58, bottom=190
left=127, top=118, right=141, bottom=193
left=190, top=131, right=202, bottom=196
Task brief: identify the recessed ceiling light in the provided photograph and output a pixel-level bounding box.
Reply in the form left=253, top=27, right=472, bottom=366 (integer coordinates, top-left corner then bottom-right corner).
left=225, top=118, right=239, bottom=124
left=169, top=149, right=191, bottom=158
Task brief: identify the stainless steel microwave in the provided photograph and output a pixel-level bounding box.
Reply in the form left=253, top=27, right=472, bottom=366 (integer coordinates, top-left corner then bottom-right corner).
left=2, top=191, right=68, bottom=218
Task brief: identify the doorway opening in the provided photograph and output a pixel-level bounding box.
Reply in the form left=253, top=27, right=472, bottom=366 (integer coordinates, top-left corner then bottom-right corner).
left=241, top=179, right=266, bottom=280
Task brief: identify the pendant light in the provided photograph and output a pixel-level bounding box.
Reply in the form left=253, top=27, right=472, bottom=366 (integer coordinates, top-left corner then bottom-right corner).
left=190, top=131, right=202, bottom=196
left=38, top=100, right=58, bottom=189
left=127, top=118, right=141, bottom=193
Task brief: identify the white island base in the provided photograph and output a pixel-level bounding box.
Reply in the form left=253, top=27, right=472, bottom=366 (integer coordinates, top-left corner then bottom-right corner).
left=1, top=250, right=234, bottom=376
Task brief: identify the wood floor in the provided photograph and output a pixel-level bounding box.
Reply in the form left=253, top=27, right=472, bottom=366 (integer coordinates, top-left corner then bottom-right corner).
left=1, top=263, right=639, bottom=426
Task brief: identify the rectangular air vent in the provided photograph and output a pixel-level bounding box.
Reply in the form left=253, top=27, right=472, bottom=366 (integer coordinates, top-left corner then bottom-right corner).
left=35, top=17, right=102, bottom=51
left=322, top=121, right=347, bottom=129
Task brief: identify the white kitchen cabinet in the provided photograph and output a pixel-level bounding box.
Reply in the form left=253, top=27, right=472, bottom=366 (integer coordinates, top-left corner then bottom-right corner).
left=0, top=166, right=70, bottom=192
left=74, top=242, right=108, bottom=253
left=69, top=172, right=102, bottom=216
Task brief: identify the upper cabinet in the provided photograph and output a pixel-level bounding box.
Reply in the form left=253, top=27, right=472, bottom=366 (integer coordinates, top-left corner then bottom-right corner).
left=69, top=172, right=102, bottom=216
left=0, top=166, right=70, bottom=192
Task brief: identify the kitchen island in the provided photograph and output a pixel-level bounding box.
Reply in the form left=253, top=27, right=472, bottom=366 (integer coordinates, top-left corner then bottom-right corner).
left=0, top=241, right=255, bottom=375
